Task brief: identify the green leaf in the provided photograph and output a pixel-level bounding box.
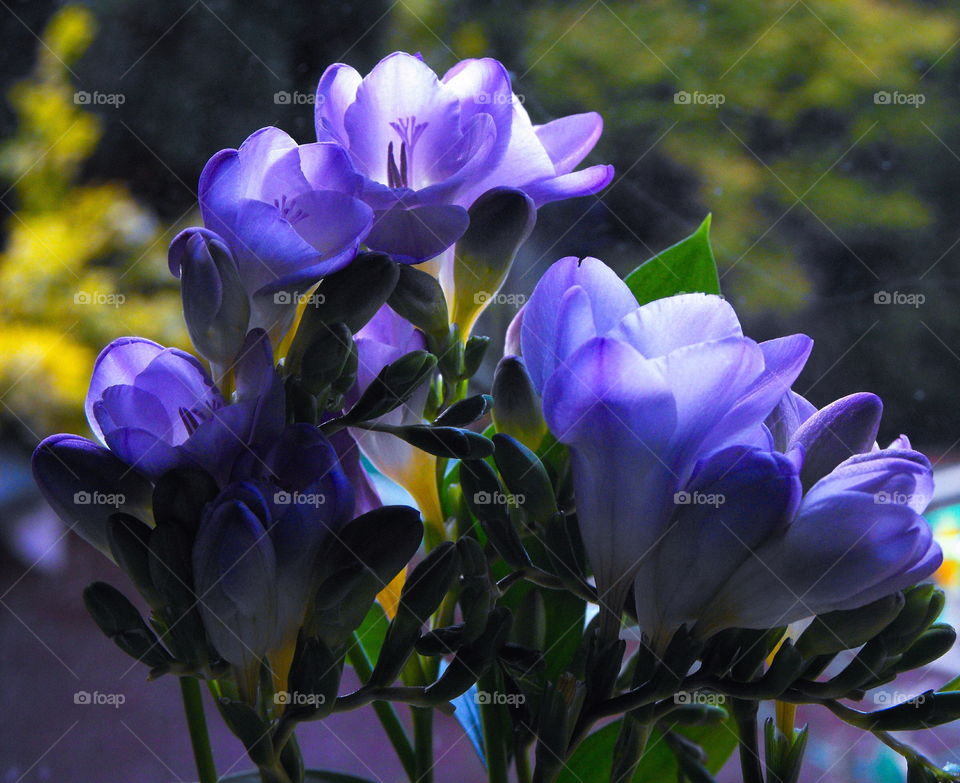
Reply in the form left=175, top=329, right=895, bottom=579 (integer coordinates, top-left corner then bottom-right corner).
left=556, top=716, right=738, bottom=783
left=624, top=214, right=720, bottom=305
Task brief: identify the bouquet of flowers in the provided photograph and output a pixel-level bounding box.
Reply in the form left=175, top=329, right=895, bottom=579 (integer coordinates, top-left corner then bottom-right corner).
left=33, top=51, right=960, bottom=783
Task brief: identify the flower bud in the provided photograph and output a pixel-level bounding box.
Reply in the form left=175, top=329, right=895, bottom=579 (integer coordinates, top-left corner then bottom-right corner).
left=451, top=187, right=536, bottom=335
left=790, top=392, right=883, bottom=489
left=491, top=355, right=546, bottom=449
left=32, top=434, right=154, bottom=557
left=192, top=493, right=278, bottom=671
left=169, top=228, right=250, bottom=372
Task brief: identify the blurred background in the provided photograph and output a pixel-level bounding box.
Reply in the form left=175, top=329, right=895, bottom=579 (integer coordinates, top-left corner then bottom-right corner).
left=2, top=0, right=960, bottom=780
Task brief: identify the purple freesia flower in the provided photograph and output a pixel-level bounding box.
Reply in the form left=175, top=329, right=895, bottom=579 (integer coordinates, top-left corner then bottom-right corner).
left=33, top=330, right=284, bottom=544
left=314, top=52, right=612, bottom=263
left=521, top=256, right=812, bottom=628
left=195, top=424, right=353, bottom=673
left=345, top=304, right=443, bottom=530
left=174, top=127, right=374, bottom=341
left=522, top=256, right=940, bottom=645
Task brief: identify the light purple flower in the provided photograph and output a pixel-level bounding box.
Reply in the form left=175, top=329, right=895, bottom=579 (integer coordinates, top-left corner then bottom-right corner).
left=345, top=304, right=443, bottom=528
left=82, top=330, right=281, bottom=483
left=195, top=424, right=353, bottom=670
left=183, top=127, right=374, bottom=338
left=521, top=255, right=940, bottom=644
left=314, top=52, right=612, bottom=263
left=521, top=256, right=812, bottom=622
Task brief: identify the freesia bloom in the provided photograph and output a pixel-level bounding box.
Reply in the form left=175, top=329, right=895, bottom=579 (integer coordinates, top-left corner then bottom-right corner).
left=523, top=257, right=940, bottom=646
left=194, top=424, right=353, bottom=678
left=346, top=303, right=443, bottom=536
left=314, top=51, right=612, bottom=270
left=521, top=256, right=813, bottom=635
left=174, top=127, right=374, bottom=343
left=33, top=330, right=283, bottom=543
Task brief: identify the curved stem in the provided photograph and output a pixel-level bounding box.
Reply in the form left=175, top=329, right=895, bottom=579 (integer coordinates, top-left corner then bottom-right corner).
left=346, top=640, right=417, bottom=780
left=179, top=676, right=217, bottom=783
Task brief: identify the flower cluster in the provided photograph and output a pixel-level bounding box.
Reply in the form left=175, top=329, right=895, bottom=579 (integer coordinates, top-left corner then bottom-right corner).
left=30, top=50, right=956, bottom=783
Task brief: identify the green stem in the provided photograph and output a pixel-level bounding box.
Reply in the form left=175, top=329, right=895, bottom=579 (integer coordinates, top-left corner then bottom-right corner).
left=347, top=637, right=417, bottom=781
left=479, top=672, right=510, bottom=783
left=412, top=706, right=434, bottom=783
left=610, top=719, right=652, bottom=783
left=515, top=743, right=532, bottom=783
left=732, top=699, right=764, bottom=783
left=179, top=676, right=217, bottom=783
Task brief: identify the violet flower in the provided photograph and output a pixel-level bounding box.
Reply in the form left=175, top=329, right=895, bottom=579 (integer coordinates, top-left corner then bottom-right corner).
left=314, top=52, right=612, bottom=265
left=522, top=256, right=941, bottom=646
left=194, top=424, right=353, bottom=674
left=175, top=127, right=374, bottom=342
left=346, top=303, right=443, bottom=533
left=33, top=329, right=283, bottom=542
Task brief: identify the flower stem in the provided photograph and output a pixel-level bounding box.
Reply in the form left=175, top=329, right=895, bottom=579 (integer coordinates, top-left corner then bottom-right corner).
left=179, top=676, right=217, bottom=783
left=610, top=719, right=651, bottom=782
left=412, top=706, right=434, bottom=783
left=347, top=636, right=417, bottom=780
left=479, top=672, right=510, bottom=783
left=732, top=699, right=764, bottom=783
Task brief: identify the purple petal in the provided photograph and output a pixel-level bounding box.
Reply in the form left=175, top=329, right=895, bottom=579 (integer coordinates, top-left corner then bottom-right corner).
left=329, top=429, right=382, bottom=517
left=199, top=148, right=241, bottom=235
left=635, top=446, right=800, bottom=642
left=86, top=337, right=163, bottom=440
left=699, top=334, right=813, bottom=455
left=315, top=62, right=362, bottom=145
left=275, top=190, right=372, bottom=286
left=31, top=434, right=153, bottom=556
left=790, top=392, right=883, bottom=489
left=522, top=164, right=615, bottom=207
left=609, top=293, right=743, bottom=358
left=364, top=201, right=469, bottom=263
left=235, top=126, right=309, bottom=204
left=808, top=448, right=934, bottom=513
left=521, top=256, right=637, bottom=392
left=535, top=112, right=604, bottom=173
left=297, top=141, right=363, bottom=194
left=651, top=337, right=766, bottom=469
left=542, top=336, right=678, bottom=604
left=442, top=57, right=514, bottom=169
left=103, top=426, right=186, bottom=480
left=194, top=495, right=277, bottom=667
left=343, top=52, right=460, bottom=183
